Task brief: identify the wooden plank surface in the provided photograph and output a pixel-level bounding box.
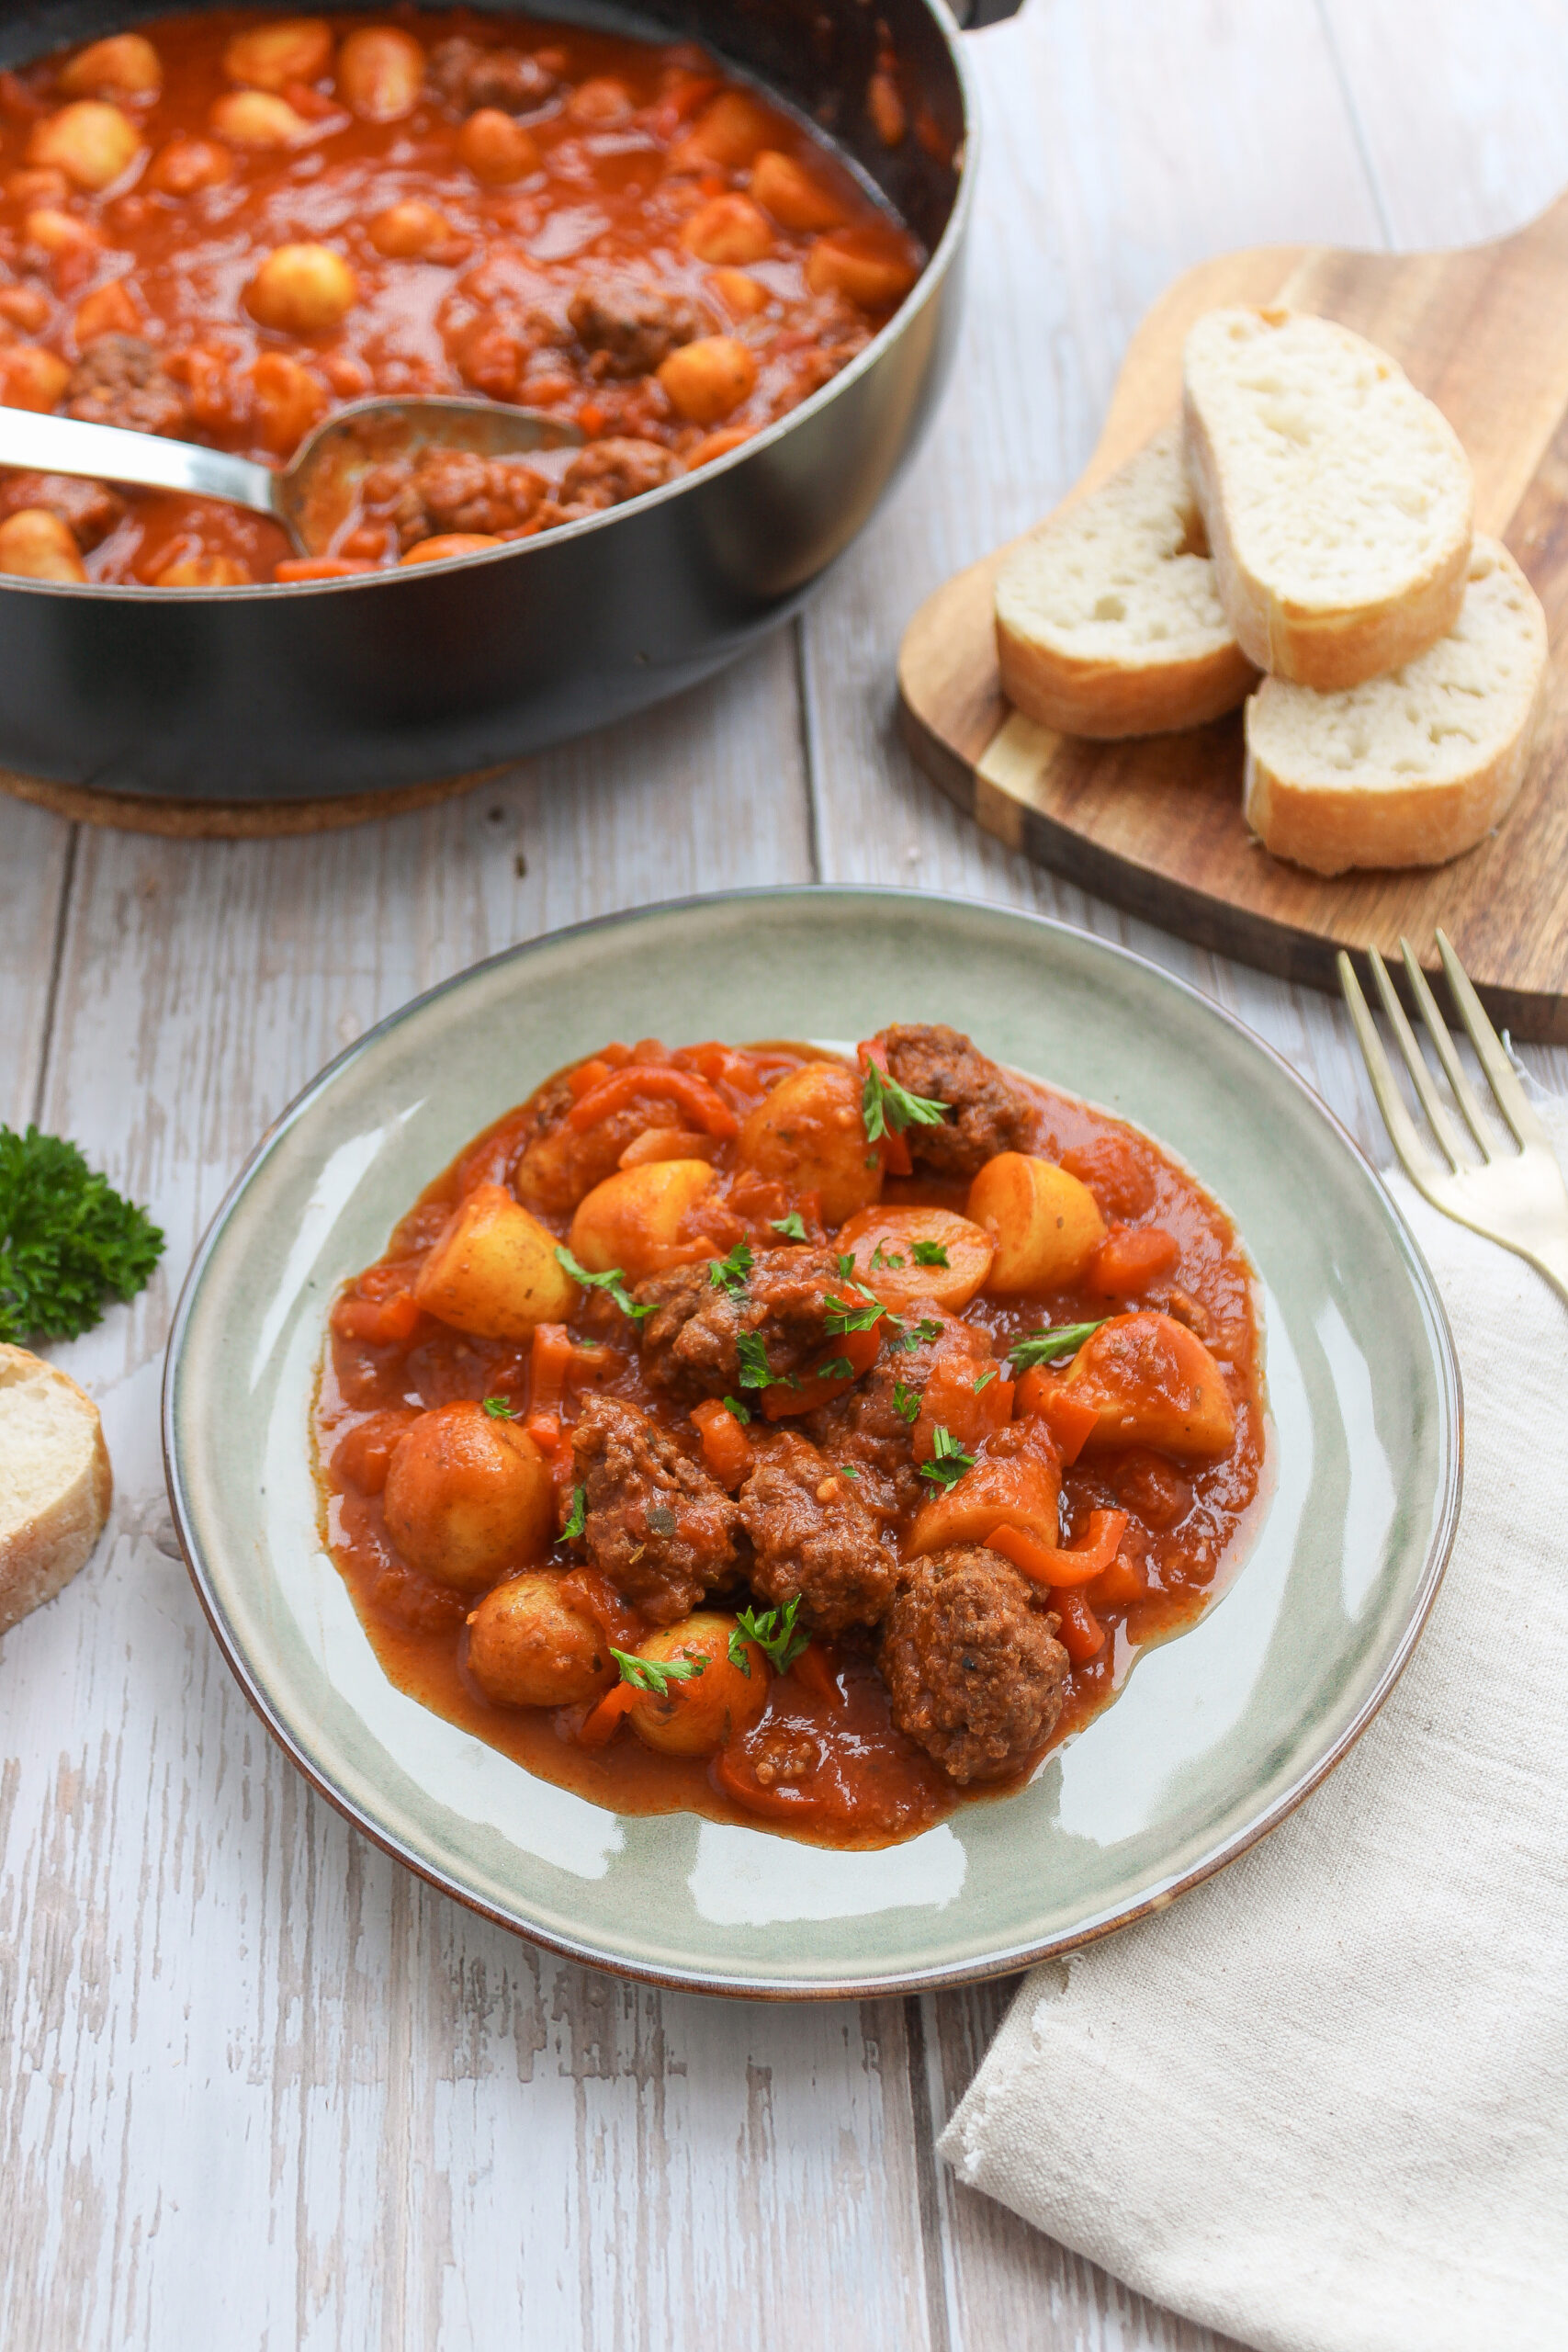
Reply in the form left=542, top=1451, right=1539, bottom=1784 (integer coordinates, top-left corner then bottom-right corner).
left=5, top=4, right=1568, bottom=2346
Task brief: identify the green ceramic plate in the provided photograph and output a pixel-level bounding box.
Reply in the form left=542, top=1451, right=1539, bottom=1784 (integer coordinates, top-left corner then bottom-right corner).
left=164, top=890, right=1460, bottom=1996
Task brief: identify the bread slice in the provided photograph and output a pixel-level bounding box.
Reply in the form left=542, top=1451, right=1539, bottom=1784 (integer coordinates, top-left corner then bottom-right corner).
left=994, top=425, right=1258, bottom=737
left=1183, top=308, right=1474, bottom=690
left=1243, top=537, right=1546, bottom=875
left=0, top=1344, right=113, bottom=1635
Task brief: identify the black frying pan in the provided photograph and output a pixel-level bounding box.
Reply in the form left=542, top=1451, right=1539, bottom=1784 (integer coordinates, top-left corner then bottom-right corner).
left=0, top=0, right=1019, bottom=807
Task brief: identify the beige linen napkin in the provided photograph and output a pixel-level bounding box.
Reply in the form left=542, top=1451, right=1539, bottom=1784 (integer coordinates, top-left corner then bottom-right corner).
left=940, top=1113, right=1568, bottom=2352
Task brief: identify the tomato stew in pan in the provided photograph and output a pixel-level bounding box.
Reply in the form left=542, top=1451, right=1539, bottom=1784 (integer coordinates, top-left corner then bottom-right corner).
left=0, top=8, right=923, bottom=585
left=314, top=1026, right=1268, bottom=1849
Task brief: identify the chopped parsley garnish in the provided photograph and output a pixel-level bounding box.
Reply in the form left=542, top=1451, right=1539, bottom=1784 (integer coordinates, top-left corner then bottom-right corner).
left=869, top=1242, right=906, bottom=1272
left=0, top=1124, right=164, bottom=1345
left=911, top=1238, right=950, bottom=1268
left=555, top=1242, right=655, bottom=1322
left=835, top=1251, right=855, bottom=1282
left=972, top=1368, right=998, bottom=1394
left=893, top=1379, right=921, bottom=1424
left=561, top=1484, right=587, bottom=1541
left=481, top=1395, right=518, bottom=1419
left=860, top=1060, right=950, bottom=1144
left=736, top=1331, right=775, bottom=1389
left=1010, top=1319, right=1108, bottom=1371
left=919, top=1425, right=975, bottom=1488
left=770, top=1212, right=807, bottom=1241
left=823, top=1284, right=887, bottom=1336
left=708, top=1238, right=754, bottom=1292
left=734, top=1595, right=811, bottom=1674
left=727, top=1625, right=753, bottom=1677
left=721, top=1395, right=751, bottom=1423
left=891, top=1316, right=943, bottom=1354
left=839, top=1464, right=860, bottom=1478
left=814, top=1355, right=855, bottom=1382
left=612, top=1646, right=705, bottom=1695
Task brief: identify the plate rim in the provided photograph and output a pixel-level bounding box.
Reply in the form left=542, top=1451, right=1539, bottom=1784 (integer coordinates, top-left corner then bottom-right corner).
left=162, top=884, right=1463, bottom=1999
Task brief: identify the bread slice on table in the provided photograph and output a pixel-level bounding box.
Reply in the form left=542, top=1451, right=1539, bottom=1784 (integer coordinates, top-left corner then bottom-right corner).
left=1183, top=307, right=1474, bottom=691
left=994, top=424, right=1258, bottom=737
left=0, top=1343, right=113, bottom=1635
left=1243, top=537, right=1546, bottom=876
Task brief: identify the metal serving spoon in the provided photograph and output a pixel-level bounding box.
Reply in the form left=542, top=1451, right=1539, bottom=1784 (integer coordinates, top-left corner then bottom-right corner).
left=0, top=394, right=585, bottom=560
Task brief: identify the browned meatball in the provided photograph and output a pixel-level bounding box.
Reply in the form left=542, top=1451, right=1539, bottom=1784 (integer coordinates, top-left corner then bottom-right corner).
left=572, top=1395, right=739, bottom=1623
left=428, top=34, right=558, bottom=116
left=65, top=336, right=186, bottom=437
left=877, top=1023, right=1035, bottom=1177
left=364, top=448, right=548, bottom=552
left=558, top=437, right=683, bottom=510
left=738, top=1431, right=897, bottom=1632
left=0, top=469, right=124, bottom=549
left=882, top=1545, right=1068, bottom=1784
left=807, top=1305, right=991, bottom=1514
left=636, top=1244, right=842, bottom=1402
left=569, top=280, right=702, bottom=378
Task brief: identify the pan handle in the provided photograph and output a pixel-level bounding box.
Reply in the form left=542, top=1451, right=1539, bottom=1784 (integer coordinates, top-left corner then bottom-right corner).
left=948, top=0, right=1026, bottom=25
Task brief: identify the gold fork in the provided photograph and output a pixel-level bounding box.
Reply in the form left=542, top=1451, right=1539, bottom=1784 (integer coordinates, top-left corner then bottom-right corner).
left=1337, top=931, right=1568, bottom=1307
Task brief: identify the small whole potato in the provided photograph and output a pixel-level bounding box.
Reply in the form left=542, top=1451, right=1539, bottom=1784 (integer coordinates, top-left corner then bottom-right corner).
left=456, top=108, right=539, bottom=186
left=736, top=1060, right=882, bottom=1225
left=23, top=206, right=102, bottom=259
left=384, top=1401, right=555, bottom=1591
left=836, top=1204, right=995, bottom=1313
left=223, top=17, right=333, bottom=92
left=705, top=266, right=768, bottom=321
left=806, top=226, right=919, bottom=311
left=152, top=554, right=253, bottom=586
left=28, top=100, right=142, bottom=192
left=967, top=1153, right=1107, bottom=1293
left=0, top=345, right=71, bottom=413
left=338, top=26, right=424, bottom=121
left=250, top=352, right=327, bottom=455
left=749, top=149, right=845, bottom=232
left=0, top=508, right=85, bottom=582
left=209, top=90, right=314, bottom=148
left=245, top=243, right=357, bottom=334
left=0, top=288, right=51, bottom=333
left=680, top=193, right=773, bottom=266
left=413, top=1182, right=580, bottom=1340
left=467, top=1572, right=616, bottom=1708
left=627, top=1612, right=769, bottom=1757
left=675, top=90, right=773, bottom=169
left=567, top=77, right=632, bottom=125
left=60, top=35, right=163, bottom=101
left=73, top=278, right=140, bottom=343
left=148, top=137, right=233, bottom=195
left=656, top=334, right=757, bottom=425
left=1062, top=1313, right=1236, bottom=1463
left=368, top=198, right=456, bottom=259
left=907, top=1423, right=1063, bottom=1557
left=568, top=1159, right=717, bottom=1283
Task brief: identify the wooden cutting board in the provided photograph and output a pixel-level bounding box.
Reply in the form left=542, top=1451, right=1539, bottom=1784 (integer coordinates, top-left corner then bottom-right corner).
left=897, top=197, right=1568, bottom=1040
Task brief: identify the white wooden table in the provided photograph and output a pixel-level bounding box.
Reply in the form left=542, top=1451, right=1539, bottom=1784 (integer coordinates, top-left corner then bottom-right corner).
left=6, top=4, right=1568, bottom=2342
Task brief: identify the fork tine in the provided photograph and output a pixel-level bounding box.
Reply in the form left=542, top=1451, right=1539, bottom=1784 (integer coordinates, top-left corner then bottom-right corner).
left=1365, top=945, right=1469, bottom=1170
left=1434, top=930, right=1550, bottom=1149
left=1337, top=951, right=1447, bottom=1196
left=1398, top=937, right=1495, bottom=1161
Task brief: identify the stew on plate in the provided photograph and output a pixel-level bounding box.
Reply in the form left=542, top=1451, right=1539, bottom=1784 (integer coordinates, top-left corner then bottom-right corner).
left=314, top=1024, right=1268, bottom=1849
left=0, top=7, right=924, bottom=584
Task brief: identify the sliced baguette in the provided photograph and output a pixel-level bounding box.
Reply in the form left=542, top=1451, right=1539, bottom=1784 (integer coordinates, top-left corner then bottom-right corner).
left=1243, top=537, right=1546, bottom=875
left=994, top=425, right=1258, bottom=736
left=0, top=1343, right=113, bottom=1635
left=1183, top=307, right=1474, bottom=690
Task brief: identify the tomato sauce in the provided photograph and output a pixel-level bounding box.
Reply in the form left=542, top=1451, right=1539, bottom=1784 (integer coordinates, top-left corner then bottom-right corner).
left=0, top=9, right=923, bottom=585
left=313, top=1037, right=1269, bottom=1850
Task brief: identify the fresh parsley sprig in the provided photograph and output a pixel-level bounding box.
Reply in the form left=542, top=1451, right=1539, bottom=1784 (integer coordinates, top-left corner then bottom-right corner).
left=813, top=1355, right=854, bottom=1382
left=0, top=1125, right=164, bottom=1345
left=481, top=1395, right=518, bottom=1419
left=555, top=1242, right=655, bottom=1322
left=770, top=1212, right=807, bottom=1242
left=612, top=1646, right=705, bottom=1695
left=1010, top=1320, right=1108, bottom=1372
left=890, top=1316, right=943, bottom=1355
left=721, top=1395, right=751, bottom=1423
left=561, top=1485, right=587, bottom=1541
left=861, top=1061, right=950, bottom=1144
left=919, top=1425, right=975, bottom=1488
left=822, top=1284, right=887, bottom=1337
left=708, top=1239, right=754, bottom=1292
left=734, top=1595, right=810, bottom=1674
left=911, top=1238, right=950, bottom=1268
left=892, top=1378, right=921, bottom=1424
left=736, top=1331, right=774, bottom=1389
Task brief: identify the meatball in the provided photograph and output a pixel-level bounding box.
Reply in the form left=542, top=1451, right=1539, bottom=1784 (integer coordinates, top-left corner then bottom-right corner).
left=427, top=35, right=558, bottom=117
left=569, top=279, right=702, bottom=378
left=363, top=448, right=548, bottom=553
left=738, top=1431, right=897, bottom=1632
left=558, top=437, right=682, bottom=511
left=881, top=1544, right=1068, bottom=1784
left=807, top=1305, right=991, bottom=1514
left=64, top=334, right=186, bottom=437
left=0, top=469, right=123, bottom=549
left=877, top=1023, right=1035, bottom=1178
left=635, top=1244, right=842, bottom=1402
left=573, top=1395, right=739, bottom=1623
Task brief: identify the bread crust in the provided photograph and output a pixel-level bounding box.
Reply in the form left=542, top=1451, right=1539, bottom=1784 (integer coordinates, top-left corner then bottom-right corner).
left=997, top=618, right=1257, bottom=738
left=0, top=1344, right=113, bottom=1636
left=1183, top=308, right=1474, bottom=691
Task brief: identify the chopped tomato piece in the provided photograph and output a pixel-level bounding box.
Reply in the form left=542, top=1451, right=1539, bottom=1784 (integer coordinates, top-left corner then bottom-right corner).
left=1090, top=1225, right=1180, bottom=1297
left=691, top=1396, right=753, bottom=1486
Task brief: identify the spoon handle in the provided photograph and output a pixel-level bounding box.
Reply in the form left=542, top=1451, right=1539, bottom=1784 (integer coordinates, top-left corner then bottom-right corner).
left=0, top=408, right=278, bottom=516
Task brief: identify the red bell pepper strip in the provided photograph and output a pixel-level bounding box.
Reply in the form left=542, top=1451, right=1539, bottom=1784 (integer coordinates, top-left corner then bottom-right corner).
left=987, top=1510, right=1129, bottom=1589
left=565, top=1066, right=739, bottom=1136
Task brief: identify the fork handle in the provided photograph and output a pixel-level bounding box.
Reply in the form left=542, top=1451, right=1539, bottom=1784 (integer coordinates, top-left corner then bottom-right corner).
left=1523, top=1236, right=1568, bottom=1312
